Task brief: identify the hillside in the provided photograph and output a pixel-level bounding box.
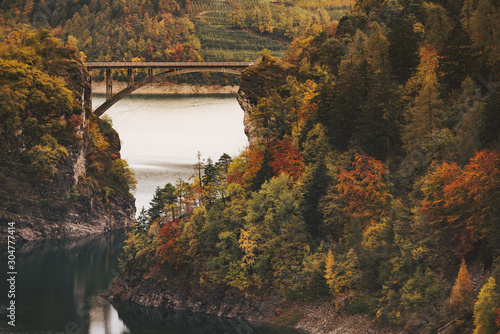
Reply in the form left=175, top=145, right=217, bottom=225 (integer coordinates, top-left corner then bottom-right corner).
left=109, top=0, right=500, bottom=333
left=0, top=29, right=136, bottom=240
left=0, top=0, right=349, bottom=86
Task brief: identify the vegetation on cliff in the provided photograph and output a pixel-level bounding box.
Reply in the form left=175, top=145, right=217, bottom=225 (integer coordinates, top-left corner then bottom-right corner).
left=119, top=0, right=499, bottom=332
left=0, top=29, right=136, bottom=230
left=0, top=0, right=349, bottom=86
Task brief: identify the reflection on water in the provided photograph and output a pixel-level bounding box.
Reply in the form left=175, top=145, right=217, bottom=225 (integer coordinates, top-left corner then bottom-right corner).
left=0, top=95, right=297, bottom=334
left=0, top=232, right=301, bottom=334
left=112, top=302, right=302, bottom=334
left=92, top=94, right=248, bottom=212
left=0, top=231, right=129, bottom=334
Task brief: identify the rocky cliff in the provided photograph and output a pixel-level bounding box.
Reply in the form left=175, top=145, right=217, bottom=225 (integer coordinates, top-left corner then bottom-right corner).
left=0, top=30, right=135, bottom=242
left=237, top=54, right=293, bottom=144
left=105, top=269, right=404, bottom=334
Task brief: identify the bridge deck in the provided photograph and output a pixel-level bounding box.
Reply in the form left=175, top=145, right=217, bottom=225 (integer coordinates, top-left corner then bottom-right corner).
left=86, top=61, right=257, bottom=69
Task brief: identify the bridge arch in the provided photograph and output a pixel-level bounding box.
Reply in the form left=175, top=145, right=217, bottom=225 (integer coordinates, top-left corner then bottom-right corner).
left=86, top=62, right=255, bottom=116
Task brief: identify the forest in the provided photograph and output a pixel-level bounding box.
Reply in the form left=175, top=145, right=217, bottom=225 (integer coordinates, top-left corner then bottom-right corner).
left=0, top=29, right=136, bottom=225
left=0, top=0, right=499, bottom=332
left=0, top=0, right=349, bottom=85
left=118, top=0, right=499, bottom=333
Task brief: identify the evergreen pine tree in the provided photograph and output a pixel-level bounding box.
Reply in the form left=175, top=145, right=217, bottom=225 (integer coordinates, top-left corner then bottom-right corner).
left=403, top=80, right=445, bottom=153
left=437, top=23, right=474, bottom=96
left=302, top=156, right=330, bottom=238
left=388, top=11, right=420, bottom=84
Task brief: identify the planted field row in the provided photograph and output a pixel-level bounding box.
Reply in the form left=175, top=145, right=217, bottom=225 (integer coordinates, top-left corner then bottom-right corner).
left=195, top=23, right=289, bottom=50
left=202, top=48, right=285, bottom=61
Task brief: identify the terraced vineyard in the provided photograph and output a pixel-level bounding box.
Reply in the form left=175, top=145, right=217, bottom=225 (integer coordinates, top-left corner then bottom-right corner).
left=188, top=0, right=349, bottom=61
left=195, top=22, right=288, bottom=61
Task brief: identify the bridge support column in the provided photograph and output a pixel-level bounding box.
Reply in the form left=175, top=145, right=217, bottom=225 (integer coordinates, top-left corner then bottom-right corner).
left=147, top=68, right=153, bottom=77
left=105, top=68, right=112, bottom=100
left=127, top=69, right=134, bottom=87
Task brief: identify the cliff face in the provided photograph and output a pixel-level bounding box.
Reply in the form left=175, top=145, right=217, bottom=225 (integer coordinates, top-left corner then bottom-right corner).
left=105, top=270, right=283, bottom=323
left=0, top=30, right=135, bottom=242
left=105, top=269, right=404, bottom=334
left=1, top=73, right=135, bottom=242
left=237, top=55, right=292, bottom=144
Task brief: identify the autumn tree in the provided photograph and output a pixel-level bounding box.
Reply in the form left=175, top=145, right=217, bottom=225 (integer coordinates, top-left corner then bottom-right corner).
left=450, top=259, right=475, bottom=330
left=27, top=134, right=68, bottom=182
left=156, top=219, right=183, bottom=269
left=239, top=174, right=309, bottom=292
left=424, top=2, right=453, bottom=50
left=269, top=136, right=305, bottom=181
left=337, top=154, right=392, bottom=230
left=421, top=150, right=500, bottom=261
left=403, top=80, right=445, bottom=153
left=473, top=277, right=500, bottom=334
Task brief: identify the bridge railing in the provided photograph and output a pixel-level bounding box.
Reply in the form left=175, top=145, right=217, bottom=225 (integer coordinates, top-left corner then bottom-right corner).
left=86, top=61, right=257, bottom=69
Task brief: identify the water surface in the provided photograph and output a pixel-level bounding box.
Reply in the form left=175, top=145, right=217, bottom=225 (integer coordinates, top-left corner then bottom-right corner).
left=0, top=95, right=300, bottom=334
left=92, top=94, right=248, bottom=212
left=0, top=232, right=300, bottom=334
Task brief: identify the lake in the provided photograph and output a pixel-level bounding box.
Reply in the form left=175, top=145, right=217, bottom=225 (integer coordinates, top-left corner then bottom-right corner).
left=0, top=94, right=301, bottom=334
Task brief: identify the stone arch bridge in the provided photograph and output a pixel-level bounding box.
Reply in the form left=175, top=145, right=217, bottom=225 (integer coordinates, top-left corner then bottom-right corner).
left=86, top=61, right=256, bottom=116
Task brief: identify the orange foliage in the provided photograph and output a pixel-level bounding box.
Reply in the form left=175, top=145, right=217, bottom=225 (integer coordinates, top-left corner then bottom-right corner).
left=156, top=219, right=183, bottom=268
left=269, top=137, right=305, bottom=180
left=421, top=161, right=462, bottom=226
left=421, top=149, right=500, bottom=255
left=227, top=145, right=264, bottom=186
left=496, top=306, right=500, bottom=329
left=445, top=149, right=500, bottom=243
left=337, top=154, right=392, bottom=228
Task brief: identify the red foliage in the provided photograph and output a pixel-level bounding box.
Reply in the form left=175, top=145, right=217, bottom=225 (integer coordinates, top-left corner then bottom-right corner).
left=421, top=149, right=500, bottom=256
left=337, top=153, right=392, bottom=228
left=156, top=219, right=183, bottom=268
left=268, top=137, right=305, bottom=180
left=227, top=145, right=264, bottom=186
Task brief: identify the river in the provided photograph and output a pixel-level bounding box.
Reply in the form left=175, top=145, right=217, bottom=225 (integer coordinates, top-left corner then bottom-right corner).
left=93, top=94, right=249, bottom=213
left=0, top=95, right=301, bottom=334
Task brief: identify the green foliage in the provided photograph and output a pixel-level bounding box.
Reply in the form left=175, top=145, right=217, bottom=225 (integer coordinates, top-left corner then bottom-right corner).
left=110, top=158, right=137, bottom=194
left=473, top=277, right=500, bottom=334
left=27, top=134, right=68, bottom=181
left=108, top=1, right=500, bottom=330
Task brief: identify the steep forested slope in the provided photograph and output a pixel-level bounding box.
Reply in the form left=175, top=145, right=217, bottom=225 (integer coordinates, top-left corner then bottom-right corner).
left=0, top=29, right=136, bottom=240
left=111, top=0, right=500, bottom=332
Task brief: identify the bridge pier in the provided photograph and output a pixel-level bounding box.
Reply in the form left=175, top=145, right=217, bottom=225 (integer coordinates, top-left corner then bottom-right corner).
left=127, top=69, right=134, bottom=87
left=105, top=68, right=112, bottom=101
left=87, top=61, right=256, bottom=116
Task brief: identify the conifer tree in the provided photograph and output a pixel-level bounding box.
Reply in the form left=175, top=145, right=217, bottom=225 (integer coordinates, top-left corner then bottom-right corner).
left=470, top=0, right=500, bottom=74
left=450, top=259, right=475, bottom=329
left=403, top=80, right=445, bottom=153
left=437, top=23, right=474, bottom=96
left=473, top=277, right=500, bottom=334
left=424, top=2, right=453, bottom=49
left=461, top=0, right=475, bottom=33
left=388, top=11, right=420, bottom=84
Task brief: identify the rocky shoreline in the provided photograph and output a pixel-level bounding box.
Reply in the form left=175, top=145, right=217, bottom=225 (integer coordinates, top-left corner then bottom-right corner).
left=91, top=81, right=239, bottom=95
left=105, top=270, right=405, bottom=334
left=0, top=198, right=134, bottom=243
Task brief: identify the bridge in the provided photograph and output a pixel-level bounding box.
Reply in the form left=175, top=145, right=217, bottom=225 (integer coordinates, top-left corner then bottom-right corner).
left=86, top=61, right=257, bottom=116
